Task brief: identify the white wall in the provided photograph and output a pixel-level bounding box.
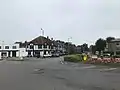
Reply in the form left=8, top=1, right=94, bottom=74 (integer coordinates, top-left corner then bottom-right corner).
left=16, top=51, right=19, bottom=57
left=19, top=48, right=28, bottom=57
left=0, top=52, right=1, bottom=59
left=2, top=44, right=19, bottom=51
left=40, top=51, right=44, bottom=57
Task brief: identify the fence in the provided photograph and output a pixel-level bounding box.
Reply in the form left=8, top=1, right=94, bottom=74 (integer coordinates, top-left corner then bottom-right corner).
left=87, top=58, right=120, bottom=64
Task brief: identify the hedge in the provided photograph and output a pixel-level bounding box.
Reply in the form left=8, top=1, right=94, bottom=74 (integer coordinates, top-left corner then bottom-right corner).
left=64, top=54, right=83, bottom=62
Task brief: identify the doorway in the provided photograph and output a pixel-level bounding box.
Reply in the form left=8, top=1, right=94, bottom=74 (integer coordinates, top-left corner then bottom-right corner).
left=8, top=51, right=11, bottom=57
left=12, top=51, right=16, bottom=57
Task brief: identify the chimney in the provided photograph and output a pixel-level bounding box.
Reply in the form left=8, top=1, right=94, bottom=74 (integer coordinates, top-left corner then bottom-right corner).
left=51, top=38, right=54, bottom=41
left=47, top=36, right=49, bottom=39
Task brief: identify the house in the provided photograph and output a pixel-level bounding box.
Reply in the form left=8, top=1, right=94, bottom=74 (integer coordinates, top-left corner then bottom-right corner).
left=52, top=40, right=66, bottom=55
left=105, top=38, right=120, bottom=55
left=0, top=43, right=28, bottom=58
left=26, top=36, right=53, bottom=57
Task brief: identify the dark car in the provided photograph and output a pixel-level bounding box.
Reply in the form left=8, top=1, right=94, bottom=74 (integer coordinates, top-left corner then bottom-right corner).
left=27, top=55, right=32, bottom=57
left=52, top=53, right=60, bottom=57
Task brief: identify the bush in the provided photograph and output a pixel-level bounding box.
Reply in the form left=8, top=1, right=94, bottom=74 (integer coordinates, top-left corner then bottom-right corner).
left=113, top=55, right=120, bottom=58
left=64, top=54, right=82, bottom=62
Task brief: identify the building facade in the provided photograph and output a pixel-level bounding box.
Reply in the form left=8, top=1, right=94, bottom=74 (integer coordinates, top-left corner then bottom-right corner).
left=0, top=43, right=27, bottom=58
left=26, top=36, right=53, bottom=57
left=52, top=40, right=66, bottom=55
left=105, top=38, right=120, bottom=55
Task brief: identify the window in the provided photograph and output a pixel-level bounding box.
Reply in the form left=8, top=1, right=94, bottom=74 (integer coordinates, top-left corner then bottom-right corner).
left=44, top=51, right=46, bottom=55
left=0, top=46, right=1, bottom=49
left=30, top=45, right=33, bottom=49
left=12, top=46, right=16, bottom=49
left=38, top=45, right=42, bottom=49
left=44, top=45, right=47, bottom=48
left=51, top=46, right=53, bottom=49
left=48, top=51, right=50, bottom=54
left=5, top=46, right=9, bottom=49
left=27, top=45, right=29, bottom=48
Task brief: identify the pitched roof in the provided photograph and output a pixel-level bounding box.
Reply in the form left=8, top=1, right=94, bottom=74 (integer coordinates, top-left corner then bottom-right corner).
left=29, top=36, right=52, bottom=45
left=111, top=38, right=120, bottom=42
left=15, top=41, right=28, bottom=48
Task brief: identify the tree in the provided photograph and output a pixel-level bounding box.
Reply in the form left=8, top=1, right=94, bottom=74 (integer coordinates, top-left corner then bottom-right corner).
left=106, top=37, right=115, bottom=42
left=89, top=45, right=96, bottom=54
left=64, top=43, right=77, bottom=54
left=82, top=43, right=89, bottom=52
left=95, top=38, right=106, bottom=54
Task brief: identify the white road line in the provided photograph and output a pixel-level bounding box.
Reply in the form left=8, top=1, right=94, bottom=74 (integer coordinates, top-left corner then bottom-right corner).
left=59, top=59, right=65, bottom=64
left=100, top=68, right=117, bottom=72
left=64, top=62, right=68, bottom=64
left=80, top=66, right=96, bottom=69
left=74, top=66, right=96, bottom=70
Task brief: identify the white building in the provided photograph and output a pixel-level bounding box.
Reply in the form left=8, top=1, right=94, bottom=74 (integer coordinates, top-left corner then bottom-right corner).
left=0, top=43, right=27, bottom=58
left=26, top=43, right=52, bottom=57
left=26, top=36, right=53, bottom=57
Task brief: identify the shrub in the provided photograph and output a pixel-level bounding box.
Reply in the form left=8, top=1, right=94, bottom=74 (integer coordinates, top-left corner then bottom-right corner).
left=64, top=54, right=82, bottom=62
left=113, top=55, right=120, bottom=58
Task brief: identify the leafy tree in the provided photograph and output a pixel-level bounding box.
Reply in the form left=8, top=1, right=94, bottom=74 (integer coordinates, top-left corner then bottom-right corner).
left=64, top=43, right=77, bottom=54
left=90, top=45, right=96, bottom=54
left=95, top=38, right=106, bottom=54
left=81, top=43, right=89, bottom=52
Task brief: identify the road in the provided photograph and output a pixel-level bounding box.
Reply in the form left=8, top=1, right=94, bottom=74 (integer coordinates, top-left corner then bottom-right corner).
left=0, top=57, right=120, bottom=90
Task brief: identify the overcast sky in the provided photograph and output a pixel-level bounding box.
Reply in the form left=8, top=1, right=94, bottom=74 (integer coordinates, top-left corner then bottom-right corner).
left=0, top=0, right=120, bottom=45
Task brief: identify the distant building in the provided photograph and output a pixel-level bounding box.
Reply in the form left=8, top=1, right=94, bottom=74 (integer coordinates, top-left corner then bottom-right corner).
left=0, top=43, right=27, bottom=58
left=105, top=38, right=120, bottom=55
left=26, top=36, right=53, bottom=57
left=0, top=35, right=74, bottom=58
left=53, top=40, right=66, bottom=55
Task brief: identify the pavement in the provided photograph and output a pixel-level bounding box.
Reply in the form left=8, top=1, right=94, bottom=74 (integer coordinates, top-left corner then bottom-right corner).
left=0, top=57, right=120, bottom=90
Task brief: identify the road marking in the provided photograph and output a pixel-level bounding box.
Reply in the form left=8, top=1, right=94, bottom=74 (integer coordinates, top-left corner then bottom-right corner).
left=34, top=68, right=44, bottom=72
left=73, top=65, right=96, bottom=70
left=59, top=59, right=65, bottom=64
left=64, top=62, right=67, bottom=64
left=100, top=68, right=117, bottom=72
left=80, top=66, right=96, bottom=69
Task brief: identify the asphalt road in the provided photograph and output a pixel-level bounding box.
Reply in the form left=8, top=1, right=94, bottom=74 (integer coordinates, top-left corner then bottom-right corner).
left=0, top=57, right=120, bottom=90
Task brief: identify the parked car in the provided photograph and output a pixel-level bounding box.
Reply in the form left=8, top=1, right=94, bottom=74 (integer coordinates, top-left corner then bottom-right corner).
left=27, top=55, right=32, bottom=57
left=43, top=54, right=52, bottom=58
left=52, top=53, right=60, bottom=57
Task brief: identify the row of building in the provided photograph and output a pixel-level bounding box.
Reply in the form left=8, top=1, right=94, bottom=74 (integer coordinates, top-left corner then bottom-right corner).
left=0, top=36, right=70, bottom=59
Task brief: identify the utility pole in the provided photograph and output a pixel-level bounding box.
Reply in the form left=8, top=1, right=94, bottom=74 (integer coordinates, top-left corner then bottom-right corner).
left=41, top=28, right=44, bottom=57
left=2, top=41, right=4, bottom=58
left=68, top=37, right=72, bottom=54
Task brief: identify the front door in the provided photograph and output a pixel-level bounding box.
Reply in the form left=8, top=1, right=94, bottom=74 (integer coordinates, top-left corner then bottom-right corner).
left=12, top=51, right=16, bottom=57
left=8, top=51, right=11, bottom=57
